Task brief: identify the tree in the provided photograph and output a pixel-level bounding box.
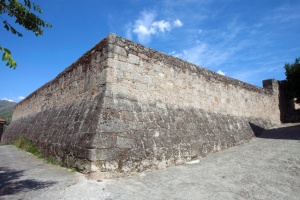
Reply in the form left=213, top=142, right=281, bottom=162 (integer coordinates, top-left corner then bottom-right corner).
left=284, top=57, right=300, bottom=104
left=0, top=0, right=51, bottom=69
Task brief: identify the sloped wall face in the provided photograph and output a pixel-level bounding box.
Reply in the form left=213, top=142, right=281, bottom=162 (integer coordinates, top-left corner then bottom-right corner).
left=2, top=34, right=282, bottom=176
left=2, top=38, right=110, bottom=172
left=88, top=34, right=281, bottom=175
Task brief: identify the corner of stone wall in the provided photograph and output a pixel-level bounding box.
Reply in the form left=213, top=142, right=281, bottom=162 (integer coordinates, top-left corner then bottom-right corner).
left=4, top=33, right=290, bottom=178
left=262, top=79, right=279, bottom=92
left=2, top=34, right=113, bottom=174
left=262, top=79, right=299, bottom=124
left=262, top=79, right=282, bottom=124
left=107, top=33, right=117, bottom=43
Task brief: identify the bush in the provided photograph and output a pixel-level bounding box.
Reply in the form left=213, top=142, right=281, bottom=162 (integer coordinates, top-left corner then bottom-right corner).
left=12, top=136, right=43, bottom=158
left=11, top=136, right=77, bottom=171
left=284, top=58, right=300, bottom=104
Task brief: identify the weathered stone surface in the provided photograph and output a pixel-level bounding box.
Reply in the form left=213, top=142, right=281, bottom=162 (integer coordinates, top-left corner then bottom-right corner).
left=128, top=54, right=140, bottom=65
left=2, top=33, right=289, bottom=177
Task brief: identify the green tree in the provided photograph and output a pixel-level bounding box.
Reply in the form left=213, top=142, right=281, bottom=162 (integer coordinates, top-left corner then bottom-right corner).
left=0, top=0, right=51, bottom=68
left=284, top=57, right=300, bottom=104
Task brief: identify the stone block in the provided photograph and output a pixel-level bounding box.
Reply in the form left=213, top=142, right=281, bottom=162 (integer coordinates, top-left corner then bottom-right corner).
left=108, top=44, right=127, bottom=57
left=98, top=119, right=126, bottom=133
left=118, top=55, right=127, bottom=62
left=89, top=148, right=117, bottom=161
left=120, top=110, right=136, bottom=121
left=116, top=136, right=136, bottom=148
left=128, top=54, right=140, bottom=65
left=92, top=132, right=117, bottom=148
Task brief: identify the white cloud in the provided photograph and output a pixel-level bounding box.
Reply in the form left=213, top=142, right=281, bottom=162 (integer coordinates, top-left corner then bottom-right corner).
left=1, top=98, right=14, bottom=102
left=172, top=20, right=247, bottom=70
left=18, top=96, right=25, bottom=100
left=125, top=23, right=133, bottom=40
left=173, top=19, right=183, bottom=27
left=1, top=96, right=25, bottom=102
left=230, top=64, right=283, bottom=86
left=133, top=25, right=155, bottom=35
left=131, top=11, right=156, bottom=43
left=129, top=11, right=183, bottom=44
left=126, top=1, right=296, bottom=87
left=266, top=4, right=300, bottom=23
left=169, top=51, right=183, bottom=58
left=217, top=70, right=225, bottom=75
left=152, top=20, right=171, bottom=32
left=177, top=42, right=234, bottom=69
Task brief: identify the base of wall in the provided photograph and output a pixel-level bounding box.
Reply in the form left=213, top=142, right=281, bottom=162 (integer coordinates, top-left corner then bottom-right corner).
left=2, top=96, right=275, bottom=177
left=84, top=96, right=276, bottom=178
left=2, top=98, right=103, bottom=173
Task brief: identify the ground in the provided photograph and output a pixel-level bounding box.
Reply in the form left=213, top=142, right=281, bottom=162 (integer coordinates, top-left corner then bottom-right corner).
left=0, top=123, right=299, bottom=200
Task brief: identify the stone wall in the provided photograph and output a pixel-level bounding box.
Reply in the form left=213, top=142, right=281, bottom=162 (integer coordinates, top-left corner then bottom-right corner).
left=2, top=37, right=110, bottom=172
left=2, top=34, right=282, bottom=177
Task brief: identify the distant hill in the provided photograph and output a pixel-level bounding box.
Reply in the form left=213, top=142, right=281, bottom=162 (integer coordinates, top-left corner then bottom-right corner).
left=0, top=100, right=17, bottom=123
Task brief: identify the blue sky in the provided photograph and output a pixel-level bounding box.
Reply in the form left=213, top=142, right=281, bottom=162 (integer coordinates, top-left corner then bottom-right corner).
left=1, top=0, right=300, bottom=102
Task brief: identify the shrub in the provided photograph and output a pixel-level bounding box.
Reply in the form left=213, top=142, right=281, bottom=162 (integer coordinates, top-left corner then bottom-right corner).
left=12, top=136, right=43, bottom=158
left=284, top=58, right=300, bottom=104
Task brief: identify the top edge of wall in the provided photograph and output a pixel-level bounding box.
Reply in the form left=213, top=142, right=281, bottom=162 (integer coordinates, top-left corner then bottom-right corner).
left=17, top=33, right=277, bottom=107
left=17, top=34, right=111, bottom=105
left=108, top=33, right=277, bottom=95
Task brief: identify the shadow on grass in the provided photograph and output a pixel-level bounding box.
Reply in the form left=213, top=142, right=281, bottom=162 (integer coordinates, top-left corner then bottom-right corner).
left=0, top=167, right=56, bottom=196
left=250, top=123, right=300, bottom=140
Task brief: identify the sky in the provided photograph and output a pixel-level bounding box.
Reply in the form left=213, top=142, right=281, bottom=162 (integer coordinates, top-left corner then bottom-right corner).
left=1, top=0, right=300, bottom=102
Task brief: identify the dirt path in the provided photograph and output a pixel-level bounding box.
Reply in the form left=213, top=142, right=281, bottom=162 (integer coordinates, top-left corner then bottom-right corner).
left=1, top=123, right=300, bottom=200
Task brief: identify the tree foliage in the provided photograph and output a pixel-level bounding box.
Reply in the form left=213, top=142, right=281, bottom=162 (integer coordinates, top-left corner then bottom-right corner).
left=284, top=57, right=300, bottom=104
left=0, top=0, right=52, bottom=69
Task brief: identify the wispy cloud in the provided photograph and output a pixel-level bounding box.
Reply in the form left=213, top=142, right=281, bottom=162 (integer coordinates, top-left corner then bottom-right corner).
left=1, top=96, right=25, bottom=102
left=124, top=1, right=299, bottom=86
left=265, top=3, right=300, bottom=23
left=173, top=20, right=245, bottom=69
left=127, top=11, right=183, bottom=44
left=173, top=19, right=183, bottom=27
left=217, top=70, right=226, bottom=76
left=18, top=96, right=25, bottom=101
left=1, top=98, right=14, bottom=102
left=230, top=66, right=279, bottom=85
left=178, top=43, right=236, bottom=69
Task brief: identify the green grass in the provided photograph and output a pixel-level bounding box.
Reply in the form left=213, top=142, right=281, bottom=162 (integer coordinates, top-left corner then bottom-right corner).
left=44, top=156, right=56, bottom=165
left=71, top=168, right=77, bottom=173
left=12, top=136, right=78, bottom=172
left=0, top=111, right=12, bottom=119
left=12, top=136, right=43, bottom=158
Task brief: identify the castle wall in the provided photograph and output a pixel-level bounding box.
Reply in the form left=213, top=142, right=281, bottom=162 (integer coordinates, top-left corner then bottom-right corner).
left=2, top=38, right=110, bottom=172
left=3, top=34, right=282, bottom=177
left=105, top=35, right=280, bottom=122
left=87, top=34, right=280, bottom=176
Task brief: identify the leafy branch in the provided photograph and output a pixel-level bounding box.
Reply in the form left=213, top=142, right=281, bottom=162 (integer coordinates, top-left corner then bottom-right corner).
left=0, top=0, right=52, bottom=69
left=0, top=45, right=16, bottom=68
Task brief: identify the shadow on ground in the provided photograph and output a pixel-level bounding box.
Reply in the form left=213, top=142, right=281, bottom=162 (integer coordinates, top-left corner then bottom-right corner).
left=0, top=167, right=56, bottom=196
left=250, top=123, right=300, bottom=140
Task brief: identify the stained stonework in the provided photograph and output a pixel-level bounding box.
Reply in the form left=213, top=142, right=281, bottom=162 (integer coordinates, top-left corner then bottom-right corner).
left=2, top=33, right=282, bottom=177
